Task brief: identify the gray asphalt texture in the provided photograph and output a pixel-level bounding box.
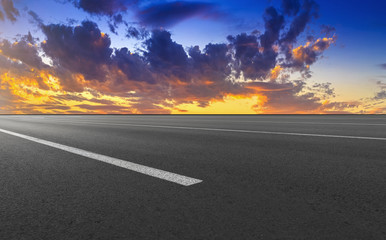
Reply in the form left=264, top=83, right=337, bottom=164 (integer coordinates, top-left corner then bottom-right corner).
left=0, top=115, right=386, bottom=240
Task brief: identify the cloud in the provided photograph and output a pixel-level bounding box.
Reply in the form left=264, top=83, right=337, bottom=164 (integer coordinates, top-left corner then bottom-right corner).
left=320, top=101, right=360, bottom=113
left=0, top=39, right=46, bottom=69
left=373, top=81, right=386, bottom=100
left=67, top=0, right=224, bottom=29
left=189, top=43, right=231, bottom=83
left=229, top=32, right=274, bottom=80
left=312, top=82, right=335, bottom=98
left=55, top=94, right=88, bottom=102
left=281, top=0, right=319, bottom=45
left=144, top=30, right=189, bottom=80
left=227, top=7, right=284, bottom=80
left=284, top=37, right=336, bottom=76
left=320, top=24, right=336, bottom=36
left=379, top=63, right=386, bottom=70
left=112, top=47, right=155, bottom=83
left=260, top=7, right=284, bottom=50
left=137, top=1, right=221, bottom=28
left=28, top=10, right=44, bottom=26
left=373, top=90, right=386, bottom=100
left=0, top=0, right=19, bottom=22
left=108, top=14, right=124, bottom=34
left=249, top=81, right=320, bottom=113
left=41, top=21, right=113, bottom=82
left=126, top=26, right=149, bottom=40
left=0, top=2, right=344, bottom=114
left=279, top=0, right=320, bottom=63
left=75, top=104, right=131, bottom=112
left=24, top=32, right=37, bottom=44
left=71, top=0, right=135, bottom=16
left=69, top=0, right=135, bottom=33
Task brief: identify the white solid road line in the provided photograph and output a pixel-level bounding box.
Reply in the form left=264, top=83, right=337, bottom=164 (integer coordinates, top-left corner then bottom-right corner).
left=0, top=128, right=203, bottom=186
left=47, top=120, right=386, bottom=141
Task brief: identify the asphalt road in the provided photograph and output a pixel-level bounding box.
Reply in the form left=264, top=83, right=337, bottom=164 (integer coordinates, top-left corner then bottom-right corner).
left=0, top=115, right=385, bottom=239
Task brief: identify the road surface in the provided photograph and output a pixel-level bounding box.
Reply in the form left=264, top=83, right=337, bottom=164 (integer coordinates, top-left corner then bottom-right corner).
left=0, top=115, right=385, bottom=239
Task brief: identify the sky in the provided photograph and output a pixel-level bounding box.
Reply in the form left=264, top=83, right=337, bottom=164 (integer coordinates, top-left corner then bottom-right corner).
left=0, top=0, right=385, bottom=114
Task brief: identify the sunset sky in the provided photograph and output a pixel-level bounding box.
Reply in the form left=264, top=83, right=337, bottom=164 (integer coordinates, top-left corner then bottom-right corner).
left=0, top=0, right=385, bottom=114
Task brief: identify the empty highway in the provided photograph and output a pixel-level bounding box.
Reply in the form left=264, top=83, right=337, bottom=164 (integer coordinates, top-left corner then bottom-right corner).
left=0, top=115, right=386, bottom=239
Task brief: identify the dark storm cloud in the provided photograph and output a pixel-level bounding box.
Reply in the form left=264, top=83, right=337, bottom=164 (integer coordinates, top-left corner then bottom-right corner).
left=113, top=13, right=124, bottom=24
left=144, top=30, right=189, bottom=80
left=67, top=0, right=223, bottom=29
left=280, top=0, right=319, bottom=64
left=71, top=0, right=135, bottom=16
left=112, top=47, right=155, bottom=83
left=260, top=7, right=284, bottom=49
left=189, top=43, right=231, bottom=83
left=108, top=14, right=125, bottom=34
left=38, top=22, right=186, bottom=84
left=227, top=33, right=260, bottom=67
left=28, top=10, right=44, bottom=26
left=109, top=23, right=117, bottom=34
left=281, top=0, right=319, bottom=45
left=0, top=0, right=19, bottom=22
left=137, top=1, right=220, bottom=28
left=24, top=32, right=36, bottom=44
left=126, top=26, right=149, bottom=40
left=227, top=7, right=284, bottom=80
left=69, top=0, right=136, bottom=32
left=228, top=32, right=276, bottom=80
left=0, top=39, right=46, bottom=69
left=41, top=21, right=113, bottom=81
